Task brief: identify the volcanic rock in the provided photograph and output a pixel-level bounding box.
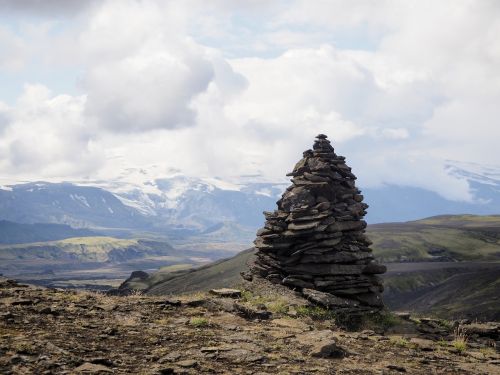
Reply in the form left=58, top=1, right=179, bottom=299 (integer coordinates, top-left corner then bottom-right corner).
left=250, top=134, right=385, bottom=313
left=209, top=288, right=242, bottom=298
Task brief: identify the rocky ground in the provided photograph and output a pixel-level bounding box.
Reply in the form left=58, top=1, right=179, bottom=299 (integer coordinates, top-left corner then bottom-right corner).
left=1, top=278, right=499, bottom=375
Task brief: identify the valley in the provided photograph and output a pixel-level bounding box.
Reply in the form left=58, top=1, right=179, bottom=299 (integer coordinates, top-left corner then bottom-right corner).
left=383, top=262, right=500, bottom=321
left=368, top=214, right=500, bottom=262
left=0, top=236, right=224, bottom=290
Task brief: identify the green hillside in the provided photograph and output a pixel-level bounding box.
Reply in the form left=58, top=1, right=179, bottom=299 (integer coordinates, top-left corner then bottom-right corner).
left=0, top=220, right=97, bottom=244
left=367, top=215, right=500, bottom=262
left=0, top=237, right=175, bottom=263
left=383, top=262, right=500, bottom=320
left=146, top=248, right=255, bottom=295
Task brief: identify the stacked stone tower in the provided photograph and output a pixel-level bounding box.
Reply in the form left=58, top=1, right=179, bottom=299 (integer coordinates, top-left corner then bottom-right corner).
left=251, top=134, right=386, bottom=313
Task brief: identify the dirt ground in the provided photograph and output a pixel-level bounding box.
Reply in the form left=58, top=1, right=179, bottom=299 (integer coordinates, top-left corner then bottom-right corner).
left=1, top=278, right=499, bottom=374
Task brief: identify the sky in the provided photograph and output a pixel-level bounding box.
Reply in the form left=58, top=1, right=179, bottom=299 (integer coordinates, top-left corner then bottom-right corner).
left=0, top=0, right=499, bottom=202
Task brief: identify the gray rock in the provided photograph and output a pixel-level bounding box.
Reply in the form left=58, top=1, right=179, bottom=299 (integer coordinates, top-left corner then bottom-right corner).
left=304, top=172, right=330, bottom=182
left=362, top=262, right=387, bottom=274
left=387, top=365, right=407, bottom=372
left=310, top=341, right=348, bottom=358
left=352, top=292, right=384, bottom=307
left=158, top=368, right=175, bottom=375
left=163, top=298, right=182, bottom=307
left=287, top=263, right=364, bottom=276
left=74, top=362, right=114, bottom=373
left=302, top=288, right=359, bottom=309
left=288, top=221, right=321, bottom=231
left=209, top=288, right=241, bottom=298
left=282, top=277, right=315, bottom=289
left=175, top=359, right=198, bottom=368
left=300, top=251, right=372, bottom=264
left=11, top=299, right=34, bottom=306
left=233, top=302, right=272, bottom=320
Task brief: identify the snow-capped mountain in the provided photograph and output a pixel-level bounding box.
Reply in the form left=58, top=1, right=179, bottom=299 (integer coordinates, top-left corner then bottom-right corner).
left=447, top=160, right=500, bottom=188
left=0, top=162, right=499, bottom=241
left=96, top=161, right=500, bottom=227
left=0, top=182, right=150, bottom=230
left=90, top=170, right=288, bottom=231
left=363, top=161, right=500, bottom=223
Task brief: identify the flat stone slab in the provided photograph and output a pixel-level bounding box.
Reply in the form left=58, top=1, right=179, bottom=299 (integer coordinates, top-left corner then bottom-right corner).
left=461, top=322, right=500, bottom=338
left=175, top=359, right=198, bottom=368
left=410, top=338, right=435, bottom=351
left=271, top=318, right=309, bottom=331
left=74, top=362, right=114, bottom=373
left=210, top=288, right=242, bottom=298
left=302, top=288, right=359, bottom=309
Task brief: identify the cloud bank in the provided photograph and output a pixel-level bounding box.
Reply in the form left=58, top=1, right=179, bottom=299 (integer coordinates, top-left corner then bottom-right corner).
left=0, top=0, right=499, bottom=202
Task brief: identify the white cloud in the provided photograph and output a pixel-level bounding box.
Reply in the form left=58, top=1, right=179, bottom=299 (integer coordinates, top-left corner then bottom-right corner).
left=0, top=0, right=499, bottom=203
left=0, top=101, right=10, bottom=130
left=0, top=26, right=26, bottom=70
left=77, top=1, right=251, bottom=132
left=0, top=84, right=102, bottom=179
left=380, top=128, right=409, bottom=140
left=0, top=0, right=95, bottom=16
left=83, top=48, right=214, bottom=132
left=78, top=1, right=209, bottom=132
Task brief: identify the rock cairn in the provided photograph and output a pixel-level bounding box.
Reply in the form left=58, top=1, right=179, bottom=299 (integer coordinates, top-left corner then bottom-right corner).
left=250, top=134, right=386, bottom=313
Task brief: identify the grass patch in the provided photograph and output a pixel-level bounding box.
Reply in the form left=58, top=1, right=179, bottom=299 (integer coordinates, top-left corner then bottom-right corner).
left=189, top=317, right=209, bottom=328
left=240, top=290, right=268, bottom=305
left=436, top=338, right=448, bottom=348
left=452, top=340, right=467, bottom=353
left=80, top=290, right=117, bottom=304
left=362, top=311, right=402, bottom=331
left=295, top=305, right=336, bottom=320
left=390, top=336, right=410, bottom=348
left=240, top=289, right=290, bottom=314
left=479, top=347, right=496, bottom=357
left=240, top=290, right=254, bottom=302
left=126, top=289, right=144, bottom=299
left=451, top=326, right=468, bottom=353
left=158, top=263, right=194, bottom=273
left=267, top=299, right=289, bottom=314
left=116, top=315, right=139, bottom=326
left=12, top=341, right=37, bottom=355
left=437, top=319, right=454, bottom=330
left=154, top=317, right=171, bottom=325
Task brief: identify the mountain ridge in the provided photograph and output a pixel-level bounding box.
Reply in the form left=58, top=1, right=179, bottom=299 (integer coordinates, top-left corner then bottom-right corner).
left=0, top=220, right=97, bottom=244
left=1, top=163, right=499, bottom=239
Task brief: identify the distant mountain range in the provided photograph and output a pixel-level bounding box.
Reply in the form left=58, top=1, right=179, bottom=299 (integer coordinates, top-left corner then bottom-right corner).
left=0, top=161, right=499, bottom=242
left=0, top=182, right=149, bottom=231
left=0, top=237, right=175, bottom=270
left=0, top=235, right=216, bottom=290
left=0, top=220, right=97, bottom=244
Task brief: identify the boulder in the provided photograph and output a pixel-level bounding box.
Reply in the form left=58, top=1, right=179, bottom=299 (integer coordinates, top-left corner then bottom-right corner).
left=209, top=288, right=242, bottom=298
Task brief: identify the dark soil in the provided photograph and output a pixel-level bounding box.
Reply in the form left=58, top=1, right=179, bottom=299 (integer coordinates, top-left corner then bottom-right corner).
left=1, top=278, right=499, bottom=374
